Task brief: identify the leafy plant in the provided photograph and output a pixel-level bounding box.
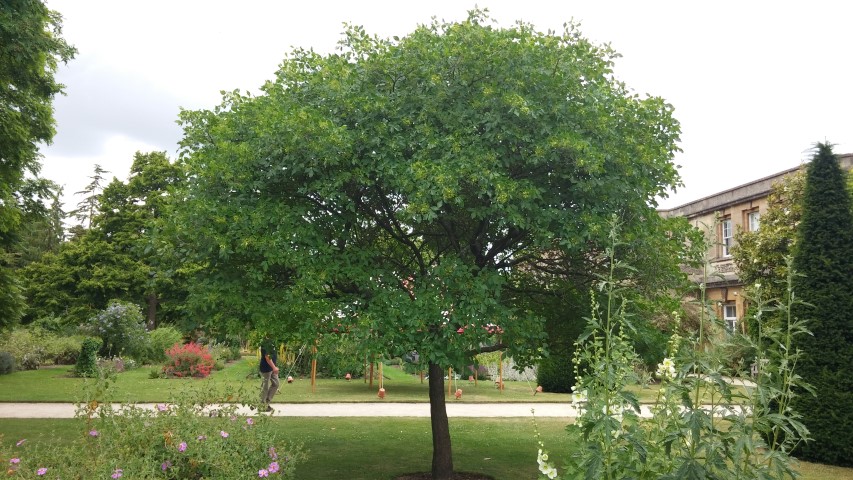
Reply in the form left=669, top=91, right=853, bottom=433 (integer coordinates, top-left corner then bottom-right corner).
left=73, top=337, right=102, bottom=378
left=147, top=325, right=184, bottom=364
left=0, top=351, right=15, bottom=374
left=1, top=372, right=303, bottom=478
left=543, top=219, right=809, bottom=480
left=85, top=300, right=149, bottom=361
left=162, top=342, right=215, bottom=378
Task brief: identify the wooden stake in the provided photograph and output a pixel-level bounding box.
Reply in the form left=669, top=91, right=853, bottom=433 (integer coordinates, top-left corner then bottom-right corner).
left=448, top=367, right=453, bottom=397
left=498, top=351, right=504, bottom=392
left=310, top=343, right=317, bottom=394
left=369, top=356, right=374, bottom=388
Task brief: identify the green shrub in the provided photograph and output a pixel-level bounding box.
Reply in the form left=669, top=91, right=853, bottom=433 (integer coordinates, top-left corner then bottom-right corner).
left=44, top=335, right=85, bottom=365
left=0, top=351, right=14, bottom=374
left=147, top=326, right=184, bottom=364
left=0, top=328, right=44, bottom=370
left=74, top=337, right=102, bottom=378
left=536, top=289, right=587, bottom=393
left=85, top=300, right=149, bottom=362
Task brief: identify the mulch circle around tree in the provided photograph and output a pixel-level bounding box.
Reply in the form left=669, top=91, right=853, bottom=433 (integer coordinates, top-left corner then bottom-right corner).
left=393, top=473, right=495, bottom=480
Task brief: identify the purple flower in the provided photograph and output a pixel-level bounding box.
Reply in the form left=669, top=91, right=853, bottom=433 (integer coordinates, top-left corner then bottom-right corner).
left=268, top=461, right=280, bottom=473
left=161, top=461, right=172, bottom=471
left=220, top=430, right=229, bottom=438
left=37, top=467, right=48, bottom=475
left=15, top=439, right=26, bottom=447
left=178, top=441, right=187, bottom=452
left=9, top=458, right=20, bottom=464
left=89, top=429, right=99, bottom=437
left=258, top=469, right=269, bottom=477
left=197, top=435, right=207, bottom=441
left=268, top=447, right=277, bottom=459
left=111, top=468, right=123, bottom=478
left=157, top=403, right=167, bottom=412
left=246, top=417, right=254, bottom=426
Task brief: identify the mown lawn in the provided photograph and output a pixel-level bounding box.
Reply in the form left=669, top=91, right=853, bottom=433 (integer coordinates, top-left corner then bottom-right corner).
left=2, top=418, right=851, bottom=480
left=0, top=357, right=570, bottom=403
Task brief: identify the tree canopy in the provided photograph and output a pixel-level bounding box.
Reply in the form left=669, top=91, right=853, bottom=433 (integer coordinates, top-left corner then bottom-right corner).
left=174, top=11, right=685, bottom=478
left=0, top=0, right=75, bottom=328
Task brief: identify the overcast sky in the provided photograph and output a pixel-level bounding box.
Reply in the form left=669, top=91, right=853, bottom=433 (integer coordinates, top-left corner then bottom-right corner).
left=40, top=1, right=853, bottom=211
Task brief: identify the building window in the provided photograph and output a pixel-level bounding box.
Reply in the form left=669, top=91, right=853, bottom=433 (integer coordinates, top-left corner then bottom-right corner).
left=721, top=218, right=733, bottom=257
left=748, top=211, right=760, bottom=232
left=723, top=303, right=737, bottom=332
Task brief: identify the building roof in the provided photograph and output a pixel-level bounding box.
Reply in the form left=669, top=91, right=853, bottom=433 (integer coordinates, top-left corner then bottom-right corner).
left=659, top=153, right=853, bottom=219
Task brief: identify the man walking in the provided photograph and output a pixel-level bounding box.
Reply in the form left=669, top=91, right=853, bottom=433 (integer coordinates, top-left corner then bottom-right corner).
left=259, top=337, right=279, bottom=412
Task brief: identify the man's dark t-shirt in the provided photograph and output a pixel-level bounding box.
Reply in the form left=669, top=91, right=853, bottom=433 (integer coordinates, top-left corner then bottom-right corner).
left=260, top=341, right=277, bottom=373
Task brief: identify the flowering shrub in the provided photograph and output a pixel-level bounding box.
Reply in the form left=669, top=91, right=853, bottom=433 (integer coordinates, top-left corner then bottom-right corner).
left=1, top=377, right=303, bottom=478
left=162, top=342, right=215, bottom=378
left=85, top=300, right=149, bottom=361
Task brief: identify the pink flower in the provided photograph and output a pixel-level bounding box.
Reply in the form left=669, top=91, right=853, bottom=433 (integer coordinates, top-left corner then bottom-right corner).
left=157, top=403, right=167, bottom=412
left=456, top=327, right=464, bottom=334
left=258, top=469, right=269, bottom=477
left=268, top=447, right=277, bottom=459
left=246, top=418, right=254, bottom=426
left=178, top=442, right=187, bottom=452
left=161, top=461, right=172, bottom=471
left=111, top=468, right=123, bottom=478
left=89, top=429, right=99, bottom=437
left=15, top=439, right=26, bottom=447
left=9, top=458, right=20, bottom=464
left=220, top=430, right=229, bottom=438
left=197, top=435, right=207, bottom=441
left=268, top=461, right=280, bottom=473
left=37, top=467, right=48, bottom=475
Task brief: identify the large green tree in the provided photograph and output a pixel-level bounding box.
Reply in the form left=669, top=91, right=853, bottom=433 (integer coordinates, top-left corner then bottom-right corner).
left=790, top=143, right=853, bottom=466
left=22, top=152, right=185, bottom=327
left=0, top=0, right=75, bottom=328
left=174, top=12, right=683, bottom=478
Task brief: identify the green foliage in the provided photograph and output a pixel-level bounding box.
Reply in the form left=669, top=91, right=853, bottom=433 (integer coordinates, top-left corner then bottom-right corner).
left=1, top=374, right=303, bottom=478
left=85, top=300, right=149, bottom=361
left=173, top=10, right=687, bottom=477
left=0, top=351, right=15, bottom=374
left=790, top=143, right=853, bottom=466
left=73, top=337, right=102, bottom=378
left=734, top=170, right=805, bottom=310
left=535, top=289, right=588, bottom=393
left=146, top=325, right=184, bottom=364
left=542, top=221, right=808, bottom=480
left=0, top=0, right=76, bottom=329
left=20, top=153, right=187, bottom=328
left=0, top=327, right=44, bottom=370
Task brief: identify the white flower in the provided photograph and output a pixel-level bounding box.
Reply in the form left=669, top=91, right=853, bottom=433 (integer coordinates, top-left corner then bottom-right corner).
left=656, top=357, right=676, bottom=379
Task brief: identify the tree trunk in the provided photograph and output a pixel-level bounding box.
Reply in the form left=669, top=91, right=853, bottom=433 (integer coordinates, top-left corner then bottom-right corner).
left=146, top=292, right=158, bottom=330
left=428, top=362, right=454, bottom=479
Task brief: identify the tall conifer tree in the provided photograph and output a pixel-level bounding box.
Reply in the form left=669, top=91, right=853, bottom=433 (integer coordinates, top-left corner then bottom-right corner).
left=791, top=142, right=853, bottom=466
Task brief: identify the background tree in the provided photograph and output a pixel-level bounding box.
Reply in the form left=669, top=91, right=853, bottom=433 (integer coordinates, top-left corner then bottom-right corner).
left=72, top=164, right=110, bottom=228
left=733, top=170, right=805, bottom=336
left=790, top=142, right=853, bottom=466
left=0, top=0, right=75, bottom=328
left=174, top=12, right=684, bottom=479
left=21, top=152, right=185, bottom=328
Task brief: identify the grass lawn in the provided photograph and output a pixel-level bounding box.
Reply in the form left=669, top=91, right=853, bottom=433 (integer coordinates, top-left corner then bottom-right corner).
left=0, top=357, right=570, bottom=403
left=2, top=418, right=850, bottom=480
left=2, top=358, right=851, bottom=479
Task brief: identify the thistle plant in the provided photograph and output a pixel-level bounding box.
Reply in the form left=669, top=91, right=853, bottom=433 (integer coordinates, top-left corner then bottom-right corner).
left=539, top=220, right=809, bottom=480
